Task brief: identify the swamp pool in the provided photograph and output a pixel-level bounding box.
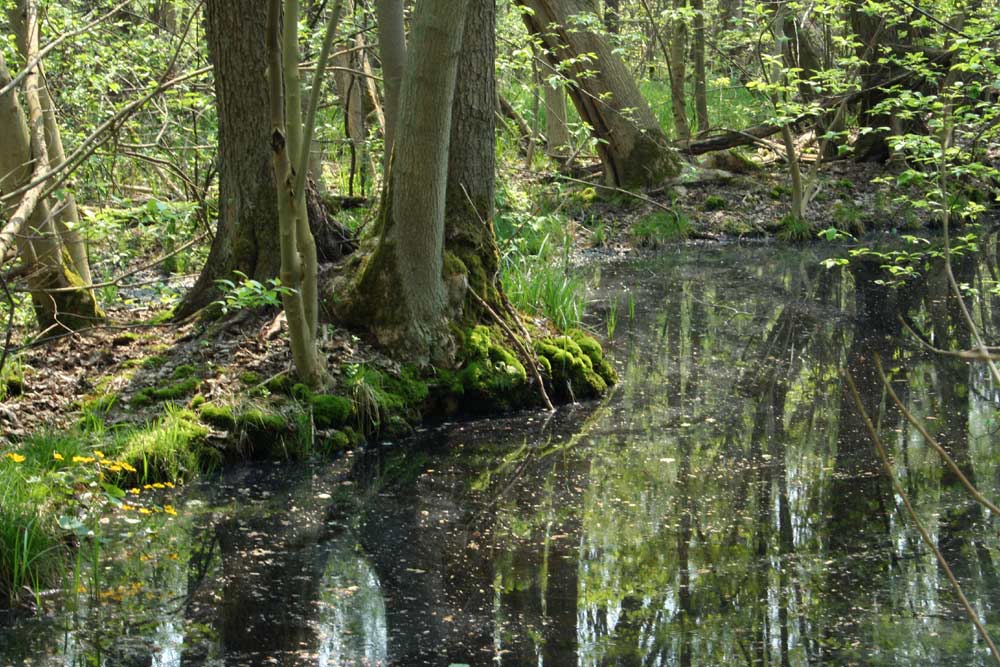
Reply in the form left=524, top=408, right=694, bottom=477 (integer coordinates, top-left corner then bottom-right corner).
left=3, top=241, right=1000, bottom=666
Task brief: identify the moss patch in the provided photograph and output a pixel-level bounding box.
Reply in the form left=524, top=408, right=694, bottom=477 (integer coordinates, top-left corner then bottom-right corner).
left=454, top=325, right=529, bottom=410
left=310, top=394, right=353, bottom=429
left=199, top=403, right=237, bottom=430
left=132, top=376, right=202, bottom=407
left=536, top=331, right=616, bottom=401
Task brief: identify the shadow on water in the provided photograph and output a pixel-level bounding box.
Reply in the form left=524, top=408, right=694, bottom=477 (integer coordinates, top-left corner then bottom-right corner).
left=4, top=240, right=1000, bottom=666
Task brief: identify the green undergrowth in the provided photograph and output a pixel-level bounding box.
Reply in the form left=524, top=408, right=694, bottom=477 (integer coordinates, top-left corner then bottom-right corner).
left=495, top=180, right=588, bottom=331
left=631, top=210, right=692, bottom=247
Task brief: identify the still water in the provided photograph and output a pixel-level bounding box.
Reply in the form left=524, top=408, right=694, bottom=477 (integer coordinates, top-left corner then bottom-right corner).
left=3, top=242, right=1000, bottom=666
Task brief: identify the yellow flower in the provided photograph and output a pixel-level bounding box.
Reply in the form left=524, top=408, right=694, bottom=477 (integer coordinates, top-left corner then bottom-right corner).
left=163, top=505, right=177, bottom=516
left=119, top=462, right=136, bottom=473
left=52, top=452, right=64, bottom=461
left=94, top=450, right=105, bottom=458
left=164, top=481, right=175, bottom=488
left=138, top=508, right=151, bottom=515
left=72, top=456, right=95, bottom=464
left=5, top=452, right=26, bottom=463
left=107, top=465, right=122, bottom=473
left=128, top=488, right=140, bottom=495
left=152, top=483, right=165, bottom=489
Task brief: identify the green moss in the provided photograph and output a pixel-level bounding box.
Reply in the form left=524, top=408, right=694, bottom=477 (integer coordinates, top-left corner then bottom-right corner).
left=171, top=364, right=198, bottom=380
left=238, top=371, right=262, bottom=386
left=111, top=332, right=140, bottom=345
left=443, top=251, right=468, bottom=278
left=567, top=329, right=618, bottom=386
left=703, top=195, right=727, bottom=212
left=139, top=355, right=166, bottom=370
left=265, top=373, right=294, bottom=395
left=445, top=325, right=529, bottom=411
left=310, top=394, right=352, bottom=429
left=132, top=376, right=202, bottom=407
left=536, top=334, right=609, bottom=400
left=189, top=394, right=206, bottom=409
left=199, top=403, right=237, bottom=429
left=238, top=408, right=288, bottom=432
left=321, top=430, right=351, bottom=452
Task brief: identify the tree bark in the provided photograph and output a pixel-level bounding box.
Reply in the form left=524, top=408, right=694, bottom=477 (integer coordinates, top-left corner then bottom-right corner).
left=518, top=0, right=682, bottom=189
left=692, top=0, right=709, bottom=133
left=334, top=0, right=470, bottom=362
left=669, top=0, right=691, bottom=141
left=375, top=0, right=406, bottom=175
left=445, top=0, right=499, bottom=312
left=545, top=79, right=571, bottom=157
left=176, top=0, right=280, bottom=318
left=1, top=5, right=101, bottom=334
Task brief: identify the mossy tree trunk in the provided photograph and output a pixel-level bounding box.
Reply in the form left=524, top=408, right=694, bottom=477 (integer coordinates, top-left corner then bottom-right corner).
left=517, top=0, right=683, bottom=189
left=332, top=0, right=470, bottom=363
left=445, top=0, right=500, bottom=316
left=0, top=7, right=102, bottom=335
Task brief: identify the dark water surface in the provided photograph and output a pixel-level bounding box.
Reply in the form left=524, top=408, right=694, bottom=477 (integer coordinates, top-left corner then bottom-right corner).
left=4, top=242, right=1000, bottom=666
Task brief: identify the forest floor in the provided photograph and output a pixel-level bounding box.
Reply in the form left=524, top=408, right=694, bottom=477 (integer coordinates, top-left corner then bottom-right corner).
left=2, top=158, right=925, bottom=447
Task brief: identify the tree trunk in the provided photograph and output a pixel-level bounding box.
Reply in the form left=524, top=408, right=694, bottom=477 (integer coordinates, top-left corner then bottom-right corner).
left=9, top=1, right=93, bottom=289
left=1, top=6, right=102, bottom=334
left=518, top=0, right=682, bottom=188
left=330, top=0, right=370, bottom=198
left=376, top=0, right=406, bottom=175
left=334, top=0, right=470, bottom=362
left=604, top=0, right=620, bottom=33
left=545, top=80, right=571, bottom=158
left=669, top=0, right=691, bottom=141
left=445, top=0, right=499, bottom=312
left=176, top=0, right=280, bottom=318
left=692, top=0, right=709, bottom=133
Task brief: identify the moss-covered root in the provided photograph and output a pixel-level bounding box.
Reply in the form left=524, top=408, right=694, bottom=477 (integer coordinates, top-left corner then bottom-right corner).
left=450, top=325, right=530, bottom=411
left=536, top=329, right=617, bottom=401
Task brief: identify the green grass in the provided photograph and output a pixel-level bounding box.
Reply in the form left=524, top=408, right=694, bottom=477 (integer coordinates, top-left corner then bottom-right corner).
left=631, top=210, right=692, bottom=247
left=777, top=214, right=813, bottom=242
left=502, top=259, right=586, bottom=331
left=113, top=405, right=213, bottom=483
left=0, top=456, right=64, bottom=607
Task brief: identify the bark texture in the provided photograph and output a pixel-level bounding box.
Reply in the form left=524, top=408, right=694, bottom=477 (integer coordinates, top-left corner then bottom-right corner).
left=518, top=0, right=682, bottom=188
left=1, top=6, right=101, bottom=334
left=332, top=0, right=471, bottom=362
left=445, top=0, right=499, bottom=312
left=176, top=0, right=280, bottom=317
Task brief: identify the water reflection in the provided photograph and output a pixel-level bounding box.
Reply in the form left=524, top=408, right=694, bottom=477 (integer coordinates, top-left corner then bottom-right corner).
left=3, top=241, right=1000, bottom=666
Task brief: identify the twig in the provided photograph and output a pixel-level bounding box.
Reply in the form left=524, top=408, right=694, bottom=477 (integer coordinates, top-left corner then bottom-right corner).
left=874, top=355, right=1000, bottom=518
left=842, top=369, right=1000, bottom=667
left=0, top=271, right=14, bottom=376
